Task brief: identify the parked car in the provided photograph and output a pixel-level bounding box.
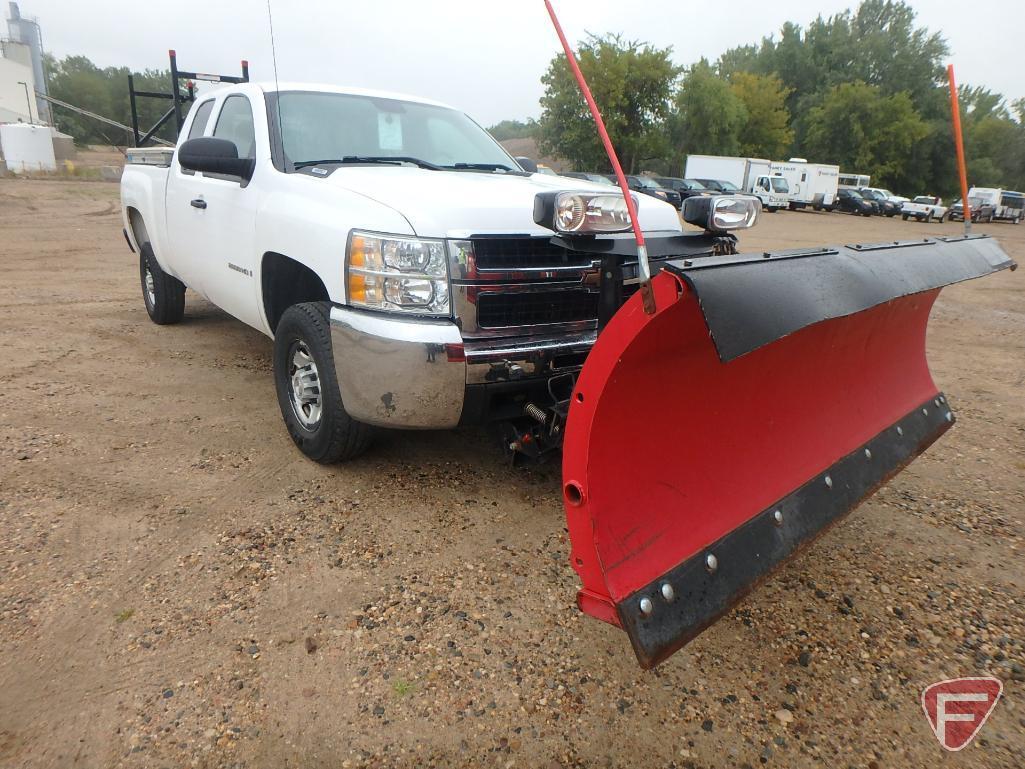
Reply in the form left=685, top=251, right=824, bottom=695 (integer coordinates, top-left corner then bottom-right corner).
left=831, top=188, right=875, bottom=216
left=901, top=196, right=948, bottom=222
left=608, top=174, right=683, bottom=208
left=560, top=171, right=616, bottom=186
left=948, top=197, right=996, bottom=223
left=858, top=188, right=901, bottom=217
left=694, top=178, right=743, bottom=194
left=862, top=186, right=908, bottom=208
left=655, top=177, right=713, bottom=202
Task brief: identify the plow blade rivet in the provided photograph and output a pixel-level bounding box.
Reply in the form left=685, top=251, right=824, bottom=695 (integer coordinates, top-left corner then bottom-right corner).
left=896, top=426, right=904, bottom=436
left=773, top=510, right=784, bottom=526
left=705, top=554, right=718, bottom=573
left=661, top=583, right=675, bottom=602
left=639, top=597, right=653, bottom=616
left=922, top=408, right=929, bottom=416
left=945, top=412, right=953, bottom=423
left=824, top=475, right=833, bottom=489
left=939, top=396, right=946, bottom=404
left=933, top=398, right=941, bottom=407
left=864, top=449, right=872, bottom=460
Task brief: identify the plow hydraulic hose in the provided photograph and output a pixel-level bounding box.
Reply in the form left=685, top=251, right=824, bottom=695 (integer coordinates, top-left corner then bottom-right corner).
left=543, top=0, right=655, bottom=314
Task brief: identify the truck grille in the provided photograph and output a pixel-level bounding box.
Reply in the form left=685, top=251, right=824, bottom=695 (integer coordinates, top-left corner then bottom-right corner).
left=472, top=238, right=596, bottom=270
left=477, top=290, right=599, bottom=328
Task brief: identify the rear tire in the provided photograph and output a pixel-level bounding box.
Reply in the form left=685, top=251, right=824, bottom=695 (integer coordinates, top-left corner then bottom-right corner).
left=273, top=301, right=373, bottom=463
left=924, top=212, right=933, bottom=223
left=140, top=243, right=185, bottom=325
left=901, top=213, right=909, bottom=221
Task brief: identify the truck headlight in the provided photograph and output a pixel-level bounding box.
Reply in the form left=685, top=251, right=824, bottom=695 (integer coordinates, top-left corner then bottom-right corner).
left=346, top=232, right=449, bottom=315
left=534, top=191, right=637, bottom=234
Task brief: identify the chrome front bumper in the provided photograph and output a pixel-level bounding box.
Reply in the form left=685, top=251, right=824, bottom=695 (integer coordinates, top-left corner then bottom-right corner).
left=329, top=307, right=465, bottom=429
left=329, top=306, right=595, bottom=429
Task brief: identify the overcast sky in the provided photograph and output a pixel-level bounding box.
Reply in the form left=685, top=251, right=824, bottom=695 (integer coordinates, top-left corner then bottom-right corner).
left=16, top=0, right=1025, bottom=125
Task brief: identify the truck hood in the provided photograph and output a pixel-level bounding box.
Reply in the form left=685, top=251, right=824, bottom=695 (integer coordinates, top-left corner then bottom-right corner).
left=320, top=166, right=684, bottom=238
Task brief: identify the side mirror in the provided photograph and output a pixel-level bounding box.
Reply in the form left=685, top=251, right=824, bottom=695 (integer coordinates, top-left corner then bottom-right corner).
left=515, top=156, right=538, bottom=173
left=178, top=137, right=254, bottom=181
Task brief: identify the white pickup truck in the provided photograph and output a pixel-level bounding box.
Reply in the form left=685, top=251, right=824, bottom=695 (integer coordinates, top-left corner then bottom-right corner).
left=121, top=82, right=753, bottom=462
left=901, top=195, right=948, bottom=222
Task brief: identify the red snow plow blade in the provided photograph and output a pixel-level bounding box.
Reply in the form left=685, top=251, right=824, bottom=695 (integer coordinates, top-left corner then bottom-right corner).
left=562, top=235, right=1014, bottom=668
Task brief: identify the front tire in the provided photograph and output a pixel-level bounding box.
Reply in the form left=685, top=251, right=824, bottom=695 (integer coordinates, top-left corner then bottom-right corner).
left=901, top=213, right=909, bottom=221
left=273, top=302, right=373, bottom=463
left=140, top=243, right=185, bottom=325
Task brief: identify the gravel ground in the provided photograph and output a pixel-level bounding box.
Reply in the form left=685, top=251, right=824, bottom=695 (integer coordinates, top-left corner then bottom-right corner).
left=0, top=176, right=1022, bottom=768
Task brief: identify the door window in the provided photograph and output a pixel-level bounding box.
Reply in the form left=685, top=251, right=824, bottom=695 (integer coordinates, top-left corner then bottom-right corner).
left=213, top=95, right=256, bottom=159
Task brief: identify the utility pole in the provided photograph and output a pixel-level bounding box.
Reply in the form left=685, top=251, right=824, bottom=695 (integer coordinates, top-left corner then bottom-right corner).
left=17, top=81, right=34, bottom=123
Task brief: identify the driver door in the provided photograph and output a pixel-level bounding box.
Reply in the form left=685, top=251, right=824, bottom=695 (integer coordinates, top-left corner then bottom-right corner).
left=165, top=93, right=264, bottom=331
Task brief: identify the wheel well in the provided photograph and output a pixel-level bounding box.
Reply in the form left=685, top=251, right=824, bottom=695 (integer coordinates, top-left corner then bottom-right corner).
left=262, top=253, right=330, bottom=333
left=127, top=207, right=149, bottom=247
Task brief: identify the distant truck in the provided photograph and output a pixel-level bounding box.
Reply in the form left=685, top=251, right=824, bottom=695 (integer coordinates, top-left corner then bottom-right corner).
left=770, top=158, right=839, bottom=210
left=683, top=155, right=790, bottom=212
left=901, top=195, right=948, bottom=222
left=968, top=187, right=1024, bottom=224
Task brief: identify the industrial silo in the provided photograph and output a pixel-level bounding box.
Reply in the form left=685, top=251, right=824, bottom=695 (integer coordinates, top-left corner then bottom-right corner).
left=5, top=2, right=50, bottom=124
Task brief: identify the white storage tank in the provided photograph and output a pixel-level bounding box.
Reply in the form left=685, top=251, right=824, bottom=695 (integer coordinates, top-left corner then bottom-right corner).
left=0, top=123, right=57, bottom=172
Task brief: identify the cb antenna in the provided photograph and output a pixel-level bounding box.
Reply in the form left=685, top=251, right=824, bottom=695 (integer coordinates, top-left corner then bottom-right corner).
left=266, top=0, right=284, bottom=164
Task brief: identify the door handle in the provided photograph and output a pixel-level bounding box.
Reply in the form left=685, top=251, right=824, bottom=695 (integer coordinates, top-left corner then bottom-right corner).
left=190, top=198, right=207, bottom=210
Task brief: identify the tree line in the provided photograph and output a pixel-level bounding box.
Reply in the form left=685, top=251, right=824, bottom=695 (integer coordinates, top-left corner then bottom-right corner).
left=527, top=0, right=1025, bottom=196
left=41, top=53, right=193, bottom=146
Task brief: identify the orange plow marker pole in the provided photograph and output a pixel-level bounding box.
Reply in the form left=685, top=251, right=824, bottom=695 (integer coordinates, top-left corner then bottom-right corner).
left=948, top=65, right=972, bottom=235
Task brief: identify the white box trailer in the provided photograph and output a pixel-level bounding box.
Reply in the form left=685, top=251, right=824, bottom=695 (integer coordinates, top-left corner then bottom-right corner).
left=771, top=159, right=839, bottom=210
left=683, top=155, right=790, bottom=211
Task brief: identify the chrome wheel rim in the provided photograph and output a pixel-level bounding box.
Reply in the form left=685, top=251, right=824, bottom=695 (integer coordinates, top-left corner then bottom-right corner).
left=144, top=266, right=156, bottom=307
left=288, top=341, right=322, bottom=428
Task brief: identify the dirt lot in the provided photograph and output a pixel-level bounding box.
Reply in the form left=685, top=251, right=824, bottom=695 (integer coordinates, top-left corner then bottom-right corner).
left=1, top=177, right=1023, bottom=769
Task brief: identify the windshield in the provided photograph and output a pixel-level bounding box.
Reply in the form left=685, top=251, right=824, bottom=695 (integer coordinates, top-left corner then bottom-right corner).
left=587, top=174, right=615, bottom=185
left=635, top=177, right=661, bottom=189
left=682, top=179, right=707, bottom=190
left=719, top=180, right=741, bottom=192
left=275, top=91, right=516, bottom=171
left=770, top=177, right=789, bottom=192
left=913, top=196, right=934, bottom=204
left=861, top=190, right=882, bottom=200
left=847, top=190, right=864, bottom=200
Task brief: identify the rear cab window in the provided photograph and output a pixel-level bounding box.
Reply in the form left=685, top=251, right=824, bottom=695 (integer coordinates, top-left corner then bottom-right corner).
left=180, top=99, right=216, bottom=176
left=187, top=100, right=216, bottom=140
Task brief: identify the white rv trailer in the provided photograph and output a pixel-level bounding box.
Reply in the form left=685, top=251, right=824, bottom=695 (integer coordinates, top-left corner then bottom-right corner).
left=771, top=159, right=840, bottom=210
left=838, top=172, right=871, bottom=189
left=968, top=187, right=1024, bottom=223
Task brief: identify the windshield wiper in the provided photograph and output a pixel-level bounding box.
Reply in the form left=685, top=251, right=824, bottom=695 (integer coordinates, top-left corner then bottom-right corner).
left=292, top=156, right=442, bottom=171
left=449, top=162, right=515, bottom=172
